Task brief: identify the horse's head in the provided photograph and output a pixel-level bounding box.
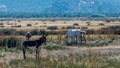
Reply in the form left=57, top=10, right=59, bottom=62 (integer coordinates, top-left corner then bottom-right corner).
left=81, top=31, right=86, bottom=35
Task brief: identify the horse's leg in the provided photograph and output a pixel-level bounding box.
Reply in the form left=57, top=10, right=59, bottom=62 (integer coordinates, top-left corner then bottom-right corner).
left=23, top=45, right=26, bottom=59
left=80, top=35, right=82, bottom=43
left=71, top=36, right=74, bottom=44
left=83, top=35, right=86, bottom=43
left=77, top=36, right=80, bottom=44
left=75, top=36, right=78, bottom=44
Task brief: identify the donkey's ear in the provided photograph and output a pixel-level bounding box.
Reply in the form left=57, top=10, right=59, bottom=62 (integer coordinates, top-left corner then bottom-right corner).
left=46, top=33, right=48, bottom=36
left=44, top=34, right=48, bottom=37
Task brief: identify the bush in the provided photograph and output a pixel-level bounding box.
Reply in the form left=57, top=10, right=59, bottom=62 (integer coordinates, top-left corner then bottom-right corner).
left=27, top=24, right=32, bottom=26
left=66, top=26, right=75, bottom=29
left=1, top=29, right=16, bottom=35
left=109, top=26, right=120, bottom=30
left=106, top=20, right=111, bottom=22
left=16, top=30, right=26, bottom=35
left=61, top=27, right=66, bottom=29
left=98, top=23, right=105, bottom=26
left=11, top=25, right=21, bottom=27
left=51, top=20, right=56, bottom=22
left=73, top=23, right=79, bottom=26
left=47, top=31, right=58, bottom=35
left=86, top=30, right=96, bottom=34
left=0, top=25, right=4, bottom=27
left=43, top=45, right=66, bottom=50
left=0, top=37, right=6, bottom=46
left=0, top=23, right=3, bottom=25
left=75, top=26, right=80, bottom=29
left=31, top=29, right=40, bottom=35
left=81, top=26, right=88, bottom=29
left=40, top=30, right=48, bottom=35
left=0, top=36, right=23, bottom=49
left=47, top=26, right=58, bottom=30
left=5, top=37, right=22, bottom=48
left=86, top=22, right=91, bottom=26
left=18, top=20, right=21, bottom=22
left=17, top=25, right=22, bottom=27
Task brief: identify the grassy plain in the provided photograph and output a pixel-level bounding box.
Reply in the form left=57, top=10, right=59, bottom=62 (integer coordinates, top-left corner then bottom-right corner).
left=0, top=19, right=120, bottom=31
left=0, top=18, right=120, bottom=68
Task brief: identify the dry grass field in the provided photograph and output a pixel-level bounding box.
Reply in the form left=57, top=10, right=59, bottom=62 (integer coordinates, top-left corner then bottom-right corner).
left=0, top=19, right=120, bottom=31
left=0, top=18, right=120, bottom=68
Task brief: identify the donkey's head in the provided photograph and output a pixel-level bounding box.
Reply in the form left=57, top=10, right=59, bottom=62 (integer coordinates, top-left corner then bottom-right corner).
left=39, top=33, right=48, bottom=45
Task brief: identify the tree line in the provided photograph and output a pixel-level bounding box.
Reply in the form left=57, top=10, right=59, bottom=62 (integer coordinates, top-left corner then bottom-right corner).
left=0, top=12, right=120, bottom=18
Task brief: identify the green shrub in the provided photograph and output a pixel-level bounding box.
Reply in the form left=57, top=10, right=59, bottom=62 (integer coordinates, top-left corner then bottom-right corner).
left=0, top=23, right=3, bottom=25
left=27, top=24, right=32, bottom=26
left=73, top=23, right=79, bottom=26
left=6, top=55, right=120, bottom=68
left=0, top=36, right=23, bottom=49
left=16, top=30, right=26, bottom=35
left=43, top=45, right=66, bottom=50
left=1, top=29, right=16, bottom=35
left=47, top=26, right=58, bottom=30
left=98, top=23, right=105, bottom=26
left=31, top=29, right=40, bottom=35
left=86, top=22, right=91, bottom=26
left=81, top=26, right=88, bottom=29
left=66, top=26, right=75, bottom=29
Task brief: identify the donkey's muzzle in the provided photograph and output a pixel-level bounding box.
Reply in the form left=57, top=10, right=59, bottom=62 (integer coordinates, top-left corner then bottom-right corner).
left=44, top=42, right=46, bottom=45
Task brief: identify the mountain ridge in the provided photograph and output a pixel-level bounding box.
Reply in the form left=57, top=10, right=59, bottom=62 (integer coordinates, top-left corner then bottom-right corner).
left=0, top=0, right=120, bottom=18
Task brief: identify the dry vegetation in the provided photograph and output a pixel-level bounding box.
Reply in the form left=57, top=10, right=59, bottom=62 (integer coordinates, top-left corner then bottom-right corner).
left=0, top=19, right=120, bottom=68
left=0, top=19, right=120, bottom=31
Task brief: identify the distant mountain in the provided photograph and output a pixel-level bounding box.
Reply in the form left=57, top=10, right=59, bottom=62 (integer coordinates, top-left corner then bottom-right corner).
left=0, top=0, right=120, bottom=18
left=44, top=0, right=120, bottom=13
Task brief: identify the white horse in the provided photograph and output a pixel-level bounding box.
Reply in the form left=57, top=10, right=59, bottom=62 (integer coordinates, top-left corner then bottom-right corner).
left=65, top=29, right=86, bottom=44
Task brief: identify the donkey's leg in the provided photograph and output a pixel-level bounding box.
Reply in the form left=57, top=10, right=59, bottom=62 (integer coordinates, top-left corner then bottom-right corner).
left=38, top=46, right=42, bottom=58
left=23, top=46, right=26, bottom=59
left=36, top=46, right=41, bottom=59
left=36, top=47, right=39, bottom=59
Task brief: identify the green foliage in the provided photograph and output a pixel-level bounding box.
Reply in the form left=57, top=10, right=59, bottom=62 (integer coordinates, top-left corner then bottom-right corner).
left=43, top=45, right=66, bottom=50
left=73, top=23, right=79, bottom=26
left=89, top=14, right=107, bottom=18
left=0, top=12, right=120, bottom=18
left=0, top=29, right=16, bottom=35
left=86, top=22, right=91, bottom=26
left=26, top=24, right=32, bottom=26
left=6, top=37, right=22, bottom=48
left=98, top=23, right=105, bottom=26
left=47, top=26, right=58, bottom=30
left=31, top=29, right=40, bottom=35
left=0, top=36, right=23, bottom=49
left=5, top=55, right=120, bottom=68
left=66, top=26, right=75, bottom=29
left=85, top=42, right=108, bottom=47
left=81, top=26, right=88, bottom=29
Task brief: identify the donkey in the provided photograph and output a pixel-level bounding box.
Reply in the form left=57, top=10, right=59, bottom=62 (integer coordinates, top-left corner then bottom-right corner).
left=22, top=34, right=47, bottom=59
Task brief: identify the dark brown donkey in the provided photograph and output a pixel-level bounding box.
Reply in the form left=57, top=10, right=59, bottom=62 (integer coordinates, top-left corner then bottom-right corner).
left=22, top=34, right=47, bottom=59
